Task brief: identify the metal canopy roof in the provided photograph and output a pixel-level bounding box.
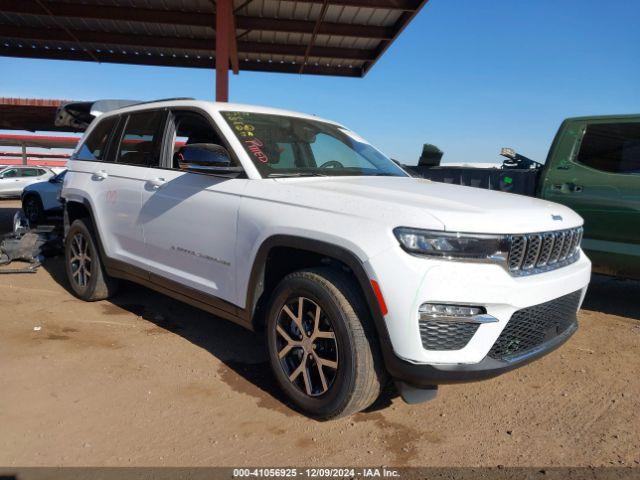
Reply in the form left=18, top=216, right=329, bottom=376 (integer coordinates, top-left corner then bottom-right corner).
left=0, top=0, right=427, bottom=77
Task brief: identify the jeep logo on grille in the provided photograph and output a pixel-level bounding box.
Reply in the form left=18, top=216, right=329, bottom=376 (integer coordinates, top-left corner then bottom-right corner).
left=551, top=214, right=563, bottom=221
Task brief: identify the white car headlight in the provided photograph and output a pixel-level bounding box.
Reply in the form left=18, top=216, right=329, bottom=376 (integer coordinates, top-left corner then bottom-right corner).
left=393, top=227, right=509, bottom=261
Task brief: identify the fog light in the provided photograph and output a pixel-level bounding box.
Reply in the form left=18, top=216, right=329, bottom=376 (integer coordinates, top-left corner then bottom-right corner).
left=419, top=304, right=484, bottom=317
left=419, top=303, right=496, bottom=324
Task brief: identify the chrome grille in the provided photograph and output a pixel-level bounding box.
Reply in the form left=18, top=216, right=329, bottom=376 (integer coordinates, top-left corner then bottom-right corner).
left=537, top=233, right=555, bottom=266
left=508, top=227, right=583, bottom=276
left=522, top=234, right=542, bottom=270
left=508, top=236, right=527, bottom=270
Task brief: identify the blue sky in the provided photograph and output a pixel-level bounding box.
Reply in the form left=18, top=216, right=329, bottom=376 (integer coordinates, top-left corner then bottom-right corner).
left=1, top=0, right=639, bottom=165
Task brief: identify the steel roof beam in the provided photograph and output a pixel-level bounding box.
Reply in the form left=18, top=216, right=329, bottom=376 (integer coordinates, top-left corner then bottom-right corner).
left=278, top=0, right=422, bottom=10
left=0, top=25, right=376, bottom=60
left=300, top=0, right=329, bottom=74
left=0, top=25, right=374, bottom=61
left=237, top=17, right=393, bottom=39
left=240, top=42, right=373, bottom=60
left=0, top=1, right=394, bottom=38
left=363, top=0, right=429, bottom=73
left=0, top=45, right=363, bottom=77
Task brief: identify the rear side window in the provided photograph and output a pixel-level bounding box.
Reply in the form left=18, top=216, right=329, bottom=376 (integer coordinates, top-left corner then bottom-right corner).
left=76, top=116, right=118, bottom=162
left=117, top=111, right=164, bottom=167
left=577, top=123, right=640, bottom=174
left=22, top=168, right=40, bottom=177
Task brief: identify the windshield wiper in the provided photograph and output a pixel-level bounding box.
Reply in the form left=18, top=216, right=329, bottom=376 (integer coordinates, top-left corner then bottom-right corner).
left=267, top=172, right=328, bottom=178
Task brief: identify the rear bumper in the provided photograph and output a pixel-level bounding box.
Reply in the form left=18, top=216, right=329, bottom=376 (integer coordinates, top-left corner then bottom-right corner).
left=386, top=320, right=577, bottom=387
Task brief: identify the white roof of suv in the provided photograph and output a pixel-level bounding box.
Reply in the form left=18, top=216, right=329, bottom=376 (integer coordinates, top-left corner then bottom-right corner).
left=100, top=99, right=341, bottom=127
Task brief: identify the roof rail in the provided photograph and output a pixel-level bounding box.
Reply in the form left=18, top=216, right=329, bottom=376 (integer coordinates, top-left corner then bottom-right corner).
left=130, top=97, right=196, bottom=107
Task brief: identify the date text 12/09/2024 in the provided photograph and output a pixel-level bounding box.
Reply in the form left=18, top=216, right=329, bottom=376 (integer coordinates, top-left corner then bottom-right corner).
left=233, top=468, right=400, bottom=478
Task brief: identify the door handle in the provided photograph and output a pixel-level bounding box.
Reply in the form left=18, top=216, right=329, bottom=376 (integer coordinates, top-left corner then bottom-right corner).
left=552, top=182, right=583, bottom=193
left=91, top=170, right=108, bottom=181
left=146, top=177, right=166, bottom=189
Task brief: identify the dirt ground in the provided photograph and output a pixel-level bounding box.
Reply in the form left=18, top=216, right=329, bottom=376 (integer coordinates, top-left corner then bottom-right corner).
left=0, top=199, right=639, bottom=468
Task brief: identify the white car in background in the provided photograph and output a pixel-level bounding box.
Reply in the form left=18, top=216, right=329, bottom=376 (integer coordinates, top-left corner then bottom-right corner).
left=0, top=166, right=55, bottom=199
left=21, top=169, right=67, bottom=224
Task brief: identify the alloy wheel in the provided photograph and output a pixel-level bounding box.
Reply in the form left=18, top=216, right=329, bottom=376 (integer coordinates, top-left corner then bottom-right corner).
left=275, top=296, right=339, bottom=397
left=69, top=233, right=92, bottom=288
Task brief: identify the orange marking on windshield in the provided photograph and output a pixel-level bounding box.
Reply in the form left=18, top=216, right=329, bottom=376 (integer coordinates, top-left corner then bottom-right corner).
left=244, top=138, right=269, bottom=163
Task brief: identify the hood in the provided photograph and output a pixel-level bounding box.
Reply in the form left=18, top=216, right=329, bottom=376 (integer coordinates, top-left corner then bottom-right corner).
left=272, top=176, right=583, bottom=234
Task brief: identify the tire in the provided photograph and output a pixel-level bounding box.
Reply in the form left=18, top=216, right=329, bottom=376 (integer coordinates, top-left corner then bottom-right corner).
left=22, top=194, right=44, bottom=225
left=64, top=218, right=118, bottom=301
left=266, top=267, right=384, bottom=420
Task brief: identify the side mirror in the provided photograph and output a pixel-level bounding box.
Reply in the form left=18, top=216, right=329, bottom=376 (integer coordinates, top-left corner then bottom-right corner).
left=176, top=143, right=243, bottom=175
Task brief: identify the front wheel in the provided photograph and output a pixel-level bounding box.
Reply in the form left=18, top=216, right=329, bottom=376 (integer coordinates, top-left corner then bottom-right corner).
left=266, top=268, right=384, bottom=419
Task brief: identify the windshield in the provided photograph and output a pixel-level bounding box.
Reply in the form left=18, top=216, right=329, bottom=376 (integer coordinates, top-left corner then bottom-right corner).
left=221, top=111, right=407, bottom=178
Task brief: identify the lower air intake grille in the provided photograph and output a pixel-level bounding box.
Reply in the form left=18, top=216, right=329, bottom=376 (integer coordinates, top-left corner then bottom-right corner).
left=488, top=290, right=581, bottom=361
left=419, top=320, right=479, bottom=350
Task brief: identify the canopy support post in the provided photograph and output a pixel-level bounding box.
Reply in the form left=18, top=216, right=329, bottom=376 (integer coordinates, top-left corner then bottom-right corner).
left=215, top=0, right=232, bottom=102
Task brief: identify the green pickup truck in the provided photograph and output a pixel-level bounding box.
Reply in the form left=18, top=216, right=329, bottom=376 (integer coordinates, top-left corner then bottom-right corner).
left=407, top=114, right=640, bottom=279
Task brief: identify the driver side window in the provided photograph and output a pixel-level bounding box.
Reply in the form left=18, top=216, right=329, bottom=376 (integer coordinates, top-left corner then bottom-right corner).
left=169, top=111, right=226, bottom=170
left=310, top=133, right=375, bottom=169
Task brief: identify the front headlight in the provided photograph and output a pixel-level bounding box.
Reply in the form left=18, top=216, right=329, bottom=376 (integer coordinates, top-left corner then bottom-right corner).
left=393, top=227, right=508, bottom=261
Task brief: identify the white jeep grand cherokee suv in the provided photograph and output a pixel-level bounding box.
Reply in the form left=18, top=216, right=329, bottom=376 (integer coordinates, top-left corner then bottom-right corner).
left=61, top=99, right=591, bottom=419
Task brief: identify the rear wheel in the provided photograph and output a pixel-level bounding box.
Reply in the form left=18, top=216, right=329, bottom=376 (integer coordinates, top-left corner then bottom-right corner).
left=266, top=267, right=384, bottom=419
left=22, top=195, right=44, bottom=225
left=64, top=218, right=118, bottom=301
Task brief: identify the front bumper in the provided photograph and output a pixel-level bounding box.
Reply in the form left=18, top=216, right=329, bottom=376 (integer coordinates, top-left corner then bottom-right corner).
left=386, top=320, right=577, bottom=387
left=364, top=243, right=591, bottom=383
